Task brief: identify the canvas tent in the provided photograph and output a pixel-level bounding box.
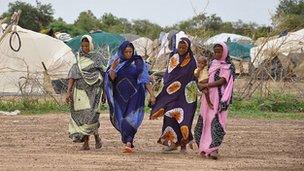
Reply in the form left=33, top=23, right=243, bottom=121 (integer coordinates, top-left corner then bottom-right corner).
left=132, top=37, right=154, bottom=59
left=205, top=33, right=253, bottom=45
left=250, top=28, right=304, bottom=77
left=151, top=31, right=189, bottom=71
left=227, top=41, right=253, bottom=61
left=66, top=31, right=125, bottom=55
left=0, top=24, right=75, bottom=95
left=121, top=33, right=140, bottom=42
left=55, top=32, right=72, bottom=42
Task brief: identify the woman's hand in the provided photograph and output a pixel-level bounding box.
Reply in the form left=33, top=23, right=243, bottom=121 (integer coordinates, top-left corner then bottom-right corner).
left=198, top=82, right=208, bottom=91
left=101, top=92, right=106, bottom=104
left=66, top=79, right=75, bottom=103
left=111, top=58, right=120, bottom=70
left=109, top=58, right=119, bottom=81
left=148, top=95, right=156, bottom=107
left=65, top=92, right=72, bottom=103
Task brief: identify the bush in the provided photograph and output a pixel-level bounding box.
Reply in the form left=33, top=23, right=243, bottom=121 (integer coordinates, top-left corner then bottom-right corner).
left=231, top=93, right=304, bottom=113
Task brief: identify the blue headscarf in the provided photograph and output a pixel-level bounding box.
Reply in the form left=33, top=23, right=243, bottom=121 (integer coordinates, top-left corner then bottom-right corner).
left=108, top=41, right=150, bottom=84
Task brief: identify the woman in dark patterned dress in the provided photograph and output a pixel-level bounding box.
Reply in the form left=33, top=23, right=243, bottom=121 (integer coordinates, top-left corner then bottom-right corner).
left=150, top=37, right=198, bottom=153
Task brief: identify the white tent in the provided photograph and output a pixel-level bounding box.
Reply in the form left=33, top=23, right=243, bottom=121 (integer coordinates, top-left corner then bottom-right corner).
left=205, top=33, right=252, bottom=45
left=0, top=24, right=75, bottom=95
left=55, top=32, right=72, bottom=42
left=250, top=28, right=304, bottom=68
left=151, top=31, right=189, bottom=71
left=132, top=37, right=154, bottom=59
left=156, top=31, right=189, bottom=58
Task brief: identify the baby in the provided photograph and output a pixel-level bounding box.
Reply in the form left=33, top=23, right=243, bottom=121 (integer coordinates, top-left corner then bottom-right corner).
left=194, top=55, right=213, bottom=109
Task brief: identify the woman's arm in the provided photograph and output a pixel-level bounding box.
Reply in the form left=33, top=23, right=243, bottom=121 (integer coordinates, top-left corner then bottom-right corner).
left=66, top=78, right=75, bottom=103
left=101, top=81, right=107, bottom=104
left=109, top=69, right=116, bottom=81
left=207, top=78, right=226, bottom=88
left=109, top=58, right=120, bottom=81
left=145, top=82, right=155, bottom=97
left=145, top=82, right=156, bottom=105
left=198, top=78, right=208, bottom=84
left=198, top=78, right=226, bottom=91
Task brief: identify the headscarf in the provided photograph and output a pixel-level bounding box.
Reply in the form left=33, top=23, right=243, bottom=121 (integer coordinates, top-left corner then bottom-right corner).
left=117, top=41, right=136, bottom=61
left=209, top=42, right=235, bottom=78
left=76, top=34, right=107, bottom=85
left=108, top=41, right=150, bottom=84
left=175, top=37, right=193, bottom=58
left=80, top=35, right=94, bottom=54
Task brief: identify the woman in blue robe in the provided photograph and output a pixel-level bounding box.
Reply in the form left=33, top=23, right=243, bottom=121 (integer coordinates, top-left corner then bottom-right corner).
left=104, top=41, right=155, bottom=153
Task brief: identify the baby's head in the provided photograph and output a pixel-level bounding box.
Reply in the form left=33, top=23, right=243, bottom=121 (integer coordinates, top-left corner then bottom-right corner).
left=196, top=55, right=207, bottom=69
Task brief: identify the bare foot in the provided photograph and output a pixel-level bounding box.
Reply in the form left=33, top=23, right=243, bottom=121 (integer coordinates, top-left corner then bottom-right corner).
left=94, top=134, right=102, bottom=149
left=189, top=142, right=194, bottom=150
left=80, top=145, right=90, bottom=151
left=180, top=146, right=187, bottom=154
left=162, top=144, right=177, bottom=153
left=208, top=151, right=218, bottom=160
left=123, top=142, right=134, bottom=153
left=80, top=135, right=90, bottom=151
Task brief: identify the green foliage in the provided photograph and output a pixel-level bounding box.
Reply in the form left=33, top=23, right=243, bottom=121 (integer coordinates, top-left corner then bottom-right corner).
left=0, top=99, right=69, bottom=114
left=74, top=10, right=99, bottom=33
left=274, top=14, right=304, bottom=32
left=0, top=95, right=303, bottom=120
left=1, top=1, right=302, bottom=43
left=275, top=0, right=304, bottom=17
left=231, top=93, right=304, bottom=113
left=273, top=0, right=304, bottom=32
left=49, top=18, right=84, bottom=36
left=170, top=14, right=271, bottom=39
left=2, top=0, right=54, bottom=32
left=131, top=19, right=162, bottom=39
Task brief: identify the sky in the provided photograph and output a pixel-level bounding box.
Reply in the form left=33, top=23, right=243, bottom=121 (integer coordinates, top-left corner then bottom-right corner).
left=0, top=0, right=280, bottom=27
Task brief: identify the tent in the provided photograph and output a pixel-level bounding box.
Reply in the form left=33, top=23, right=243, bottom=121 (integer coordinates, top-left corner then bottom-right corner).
left=205, top=33, right=253, bottom=45
left=66, top=31, right=125, bottom=55
left=121, top=33, right=140, bottom=42
left=55, top=32, right=72, bottom=42
left=250, top=28, right=304, bottom=68
left=227, top=41, right=253, bottom=61
left=151, top=31, right=189, bottom=72
left=132, top=37, right=154, bottom=59
left=0, top=24, right=75, bottom=95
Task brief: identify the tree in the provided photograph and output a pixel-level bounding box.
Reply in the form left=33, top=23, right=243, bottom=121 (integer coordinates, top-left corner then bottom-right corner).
left=203, top=14, right=222, bottom=31
left=99, top=13, right=126, bottom=33
left=273, top=0, right=304, bottom=31
left=74, top=10, right=99, bottom=32
left=132, top=19, right=162, bottom=39
left=2, top=0, right=54, bottom=32
left=275, top=0, right=304, bottom=17
left=49, top=18, right=84, bottom=36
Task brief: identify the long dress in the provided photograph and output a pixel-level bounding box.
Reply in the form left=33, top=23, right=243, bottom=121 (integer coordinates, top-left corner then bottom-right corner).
left=198, top=42, right=235, bottom=156
left=150, top=37, right=198, bottom=147
left=68, top=51, right=105, bottom=142
left=105, top=41, right=149, bottom=146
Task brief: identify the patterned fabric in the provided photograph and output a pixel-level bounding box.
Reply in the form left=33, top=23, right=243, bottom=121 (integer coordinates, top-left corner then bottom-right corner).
left=150, top=37, right=197, bottom=147
left=194, top=115, right=203, bottom=146
left=198, top=42, right=235, bottom=156
left=68, top=35, right=105, bottom=142
left=104, top=41, right=149, bottom=146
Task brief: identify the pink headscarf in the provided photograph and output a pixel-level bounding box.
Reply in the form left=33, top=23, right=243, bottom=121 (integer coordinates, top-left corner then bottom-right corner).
left=208, top=42, right=230, bottom=74
left=209, top=42, right=234, bottom=111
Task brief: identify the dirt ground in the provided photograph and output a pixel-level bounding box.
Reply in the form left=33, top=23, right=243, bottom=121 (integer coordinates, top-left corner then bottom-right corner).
left=0, top=113, right=303, bottom=171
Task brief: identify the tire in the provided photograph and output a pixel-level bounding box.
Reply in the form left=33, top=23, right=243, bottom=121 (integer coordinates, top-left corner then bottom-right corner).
left=9, top=31, right=21, bottom=52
